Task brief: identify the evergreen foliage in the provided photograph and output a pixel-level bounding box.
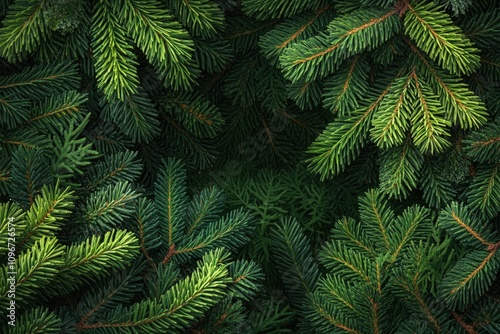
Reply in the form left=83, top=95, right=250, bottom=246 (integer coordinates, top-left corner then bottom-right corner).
left=0, top=0, right=499, bottom=333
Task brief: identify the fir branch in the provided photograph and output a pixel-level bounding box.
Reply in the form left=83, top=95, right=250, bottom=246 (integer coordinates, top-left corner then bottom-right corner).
left=83, top=150, right=143, bottom=192
left=0, top=61, right=79, bottom=100
left=175, top=208, right=254, bottom=262
left=0, top=202, right=23, bottom=254
left=438, top=249, right=500, bottom=311
left=0, top=0, right=49, bottom=62
left=23, top=90, right=88, bottom=133
left=54, top=230, right=139, bottom=295
left=242, top=0, right=325, bottom=20
left=405, top=1, right=480, bottom=75
left=168, top=0, right=225, bottom=38
left=466, top=164, right=500, bottom=219
left=101, top=89, right=160, bottom=143
left=323, top=55, right=370, bottom=116
left=308, top=79, right=393, bottom=180
left=0, top=237, right=64, bottom=309
left=371, top=73, right=414, bottom=149
left=50, top=115, right=99, bottom=181
left=438, top=202, right=497, bottom=249
left=464, top=120, right=500, bottom=164
left=407, top=39, right=488, bottom=129
left=259, top=6, right=333, bottom=65
left=227, top=260, right=264, bottom=301
left=18, top=183, right=74, bottom=251
left=75, top=263, right=144, bottom=324
left=79, top=249, right=230, bottom=332
left=121, top=0, right=198, bottom=90
left=0, top=95, right=30, bottom=129
left=4, top=307, right=62, bottom=334
left=154, top=158, right=188, bottom=247
left=420, top=159, right=456, bottom=208
left=185, top=187, right=225, bottom=235
left=358, top=189, right=395, bottom=252
left=270, top=217, right=320, bottom=309
left=133, top=197, right=161, bottom=264
left=79, top=181, right=140, bottom=233
left=280, top=8, right=401, bottom=83
left=9, top=146, right=52, bottom=209
left=410, top=70, right=452, bottom=154
left=91, top=0, right=139, bottom=100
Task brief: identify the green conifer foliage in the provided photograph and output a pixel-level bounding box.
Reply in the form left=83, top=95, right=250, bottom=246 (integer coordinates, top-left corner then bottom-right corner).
left=0, top=156, right=267, bottom=333
left=0, top=0, right=499, bottom=333
left=271, top=190, right=500, bottom=333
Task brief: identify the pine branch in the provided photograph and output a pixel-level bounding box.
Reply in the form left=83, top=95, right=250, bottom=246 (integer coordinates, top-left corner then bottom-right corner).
left=405, top=1, right=480, bottom=75
left=323, top=55, right=370, bottom=116
left=9, top=147, right=52, bottom=209
left=0, top=0, right=49, bottom=62
left=161, top=114, right=219, bottom=169
left=466, top=164, right=500, bottom=219
left=154, top=158, right=188, bottom=247
left=420, top=159, right=456, bottom=208
left=438, top=202, right=497, bottom=249
left=77, top=181, right=140, bottom=234
left=3, top=307, right=62, bottom=334
left=79, top=249, right=230, bottom=333
left=371, top=73, right=414, bottom=149
left=193, top=37, right=233, bottom=73
left=185, top=187, right=226, bottom=235
left=464, top=120, right=500, bottom=164
left=133, top=197, right=161, bottom=263
left=319, top=240, right=373, bottom=282
left=83, top=150, right=143, bottom=192
left=101, top=89, right=160, bottom=143
left=460, top=7, right=500, bottom=52
left=0, top=202, right=23, bottom=254
left=378, top=139, right=425, bottom=200
left=0, top=127, right=50, bottom=156
left=191, top=298, right=247, bottom=333
left=270, top=217, right=320, bottom=309
left=175, top=208, right=254, bottom=262
left=407, top=40, right=488, bottom=129
left=91, top=0, right=139, bottom=100
left=18, top=183, right=74, bottom=251
left=161, top=92, right=225, bottom=139
left=308, top=293, right=361, bottom=333
left=357, top=189, right=395, bottom=253
left=168, top=0, right=225, bottom=38
left=145, top=262, right=180, bottom=301
left=332, top=217, right=377, bottom=258
left=438, top=249, right=500, bottom=311
left=280, top=8, right=401, bottom=83
left=53, top=230, right=139, bottom=296
left=247, top=297, right=295, bottom=333
left=409, top=71, right=452, bottom=154
left=0, top=61, right=79, bottom=100
left=23, top=90, right=88, bottom=133
left=75, top=263, right=144, bottom=324
left=121, top=0, right=198, bottom=90
left=225, top=15, right=277, bottom=53
left=242, top=0, right=325, bottom=20
left=387, top=205, right=431, bottom=260
left=50, top=115, right=99, bottom=181
left=259, top=6, right=333, bottom=65
left=227, top=260, right=264, bottom=301
left=287, top=79, right=323, bottom=110
left=307, top=79, right=393, bottom=179
left=0, top=95, right=30, bottom=129
left=0, top=236, right=64, bottom=309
